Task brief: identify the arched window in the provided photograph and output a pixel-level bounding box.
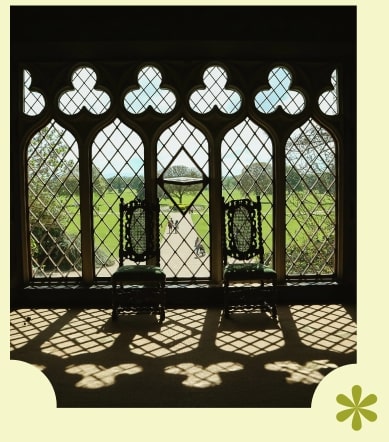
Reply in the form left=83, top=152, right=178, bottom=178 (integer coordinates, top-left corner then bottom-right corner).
left=285, top=119, right=336, bottom=276
left=27, top=121, right=81, bottom=278
left=20, top=60, right=344, bottom=286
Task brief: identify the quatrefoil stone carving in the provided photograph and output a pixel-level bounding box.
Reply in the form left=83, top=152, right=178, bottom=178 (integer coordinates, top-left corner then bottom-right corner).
left=23, top=70, right=45, bottom=116
left=319, top=69, right=338, bottom=115
left=189, top=65, right=241, bottom=114
left=255, top=66, right=305, bottom=114
left=59, top=67, right=111, bottom=115
left=124, top=66, right=176, bottom=114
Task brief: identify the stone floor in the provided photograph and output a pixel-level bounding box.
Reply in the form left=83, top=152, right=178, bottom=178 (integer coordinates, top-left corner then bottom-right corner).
left=10, top=303, right=356, bottom=408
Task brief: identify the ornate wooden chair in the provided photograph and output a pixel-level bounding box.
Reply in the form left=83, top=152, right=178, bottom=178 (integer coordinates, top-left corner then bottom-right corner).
left=222, top=196, right=278, bottom=321
left=111, top=198, right=166, bottom=322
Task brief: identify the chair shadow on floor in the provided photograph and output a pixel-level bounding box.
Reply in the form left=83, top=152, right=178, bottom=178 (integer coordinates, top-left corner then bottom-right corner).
left=10, top=304, right=356, bottom=408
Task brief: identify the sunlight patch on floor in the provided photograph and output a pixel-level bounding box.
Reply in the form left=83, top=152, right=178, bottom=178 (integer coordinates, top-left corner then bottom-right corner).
left=265, top=359, right=338, bottom=384
left=65, top=363, right=142, bottom=389
left=165, top=361, right=244, bottom=388
left=290, top=304, right=356, bottom=354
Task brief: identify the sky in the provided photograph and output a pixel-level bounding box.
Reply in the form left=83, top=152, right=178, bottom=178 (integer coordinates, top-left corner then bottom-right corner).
left=23, top=65, right=338, bottom=178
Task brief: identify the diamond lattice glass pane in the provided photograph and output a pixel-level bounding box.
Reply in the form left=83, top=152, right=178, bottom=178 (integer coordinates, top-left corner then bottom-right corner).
left=233, top=206, right=252, bottom=253
left=92, top=118, right=145, bottom=277
left=23, top=70, right=45, bottom=116
left=221, top=117, right=274, bottom=266
left=124, top=65, right=176, bottom=114
left=58, top=67, right=110, bottom=115
left=255, top=66, right=305, bottom=114
left=27, top=120, right=81, bottom=278
left=128, top=207, right=147, bottom=254
left=157, top=118, right=210, bottom=279
left=189, top=65, right=241, bottom=114
left=319, top=69, right=339, bottom=115
left=285, top=118, right=336, bottom=276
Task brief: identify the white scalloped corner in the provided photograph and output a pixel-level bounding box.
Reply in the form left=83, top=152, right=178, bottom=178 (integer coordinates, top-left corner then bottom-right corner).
left=5, top=360, right=56, bottom=409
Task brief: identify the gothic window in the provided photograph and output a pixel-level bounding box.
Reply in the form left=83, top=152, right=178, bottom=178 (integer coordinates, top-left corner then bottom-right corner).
left=22, top=60, right=340, bottom=285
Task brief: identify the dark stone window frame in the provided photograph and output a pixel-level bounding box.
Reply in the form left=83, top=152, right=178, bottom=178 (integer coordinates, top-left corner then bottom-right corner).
left=10, top=6, right=356, bottom=302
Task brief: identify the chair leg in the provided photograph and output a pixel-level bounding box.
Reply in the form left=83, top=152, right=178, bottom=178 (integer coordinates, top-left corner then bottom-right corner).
left=159, top=307, right=165, bottom=323
left=112, top=284, right=118, bottom=321
left=271, top=304, right=278, bottom=321
left=271, top=282, right=278, bottom=321
left=223, top=284, right=230, bottom=318
left=158, top=285, right=166, bottom=323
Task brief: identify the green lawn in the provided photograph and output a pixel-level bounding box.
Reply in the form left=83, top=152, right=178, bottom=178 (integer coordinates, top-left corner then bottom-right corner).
left=64, top=189, right=335, bottom=260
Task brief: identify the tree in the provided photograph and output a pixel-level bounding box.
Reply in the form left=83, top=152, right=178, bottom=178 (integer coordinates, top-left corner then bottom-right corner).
left=28, top=122, right=81, bottom=272
left=222, top=174, right=238, bottom=192
left=285, top=119, right=336, bottom=275
left=286, top=164, right=303, bottom=194
left=238, top=162, right=272, bottom=198
left=106, top=174, right=144, bottom=197
left=130, top=174, right=145, bottom=199
left=285, top=119, right=336, bottom=196
left=92, top=165, right=109, bottom=195
left=162, top=165, right=202, bottom=205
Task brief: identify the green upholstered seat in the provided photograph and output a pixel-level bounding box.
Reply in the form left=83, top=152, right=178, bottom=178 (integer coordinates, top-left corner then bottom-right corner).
left=112, top=265, right=166, bottom=283
left=224, top=263, right=277, bottom=281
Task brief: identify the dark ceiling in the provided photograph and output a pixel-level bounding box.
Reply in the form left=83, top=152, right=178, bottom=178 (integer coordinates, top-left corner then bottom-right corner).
left=11, top=5, right=356, bottom=43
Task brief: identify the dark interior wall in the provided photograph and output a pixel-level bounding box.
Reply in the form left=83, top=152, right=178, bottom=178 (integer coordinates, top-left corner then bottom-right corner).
left=10, top=5, right=356, bottom=307
left=11, top=5, right=356, bottom=63
left=11, top=5, right=355, bottom=43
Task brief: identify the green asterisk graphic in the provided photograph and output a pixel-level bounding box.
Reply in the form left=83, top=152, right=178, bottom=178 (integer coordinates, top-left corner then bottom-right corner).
left=336, top=384, right=377, bottom=431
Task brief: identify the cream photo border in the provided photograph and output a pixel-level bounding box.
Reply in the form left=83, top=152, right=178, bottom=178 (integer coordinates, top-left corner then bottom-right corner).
left=3, top=1, right=388, bottom=440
